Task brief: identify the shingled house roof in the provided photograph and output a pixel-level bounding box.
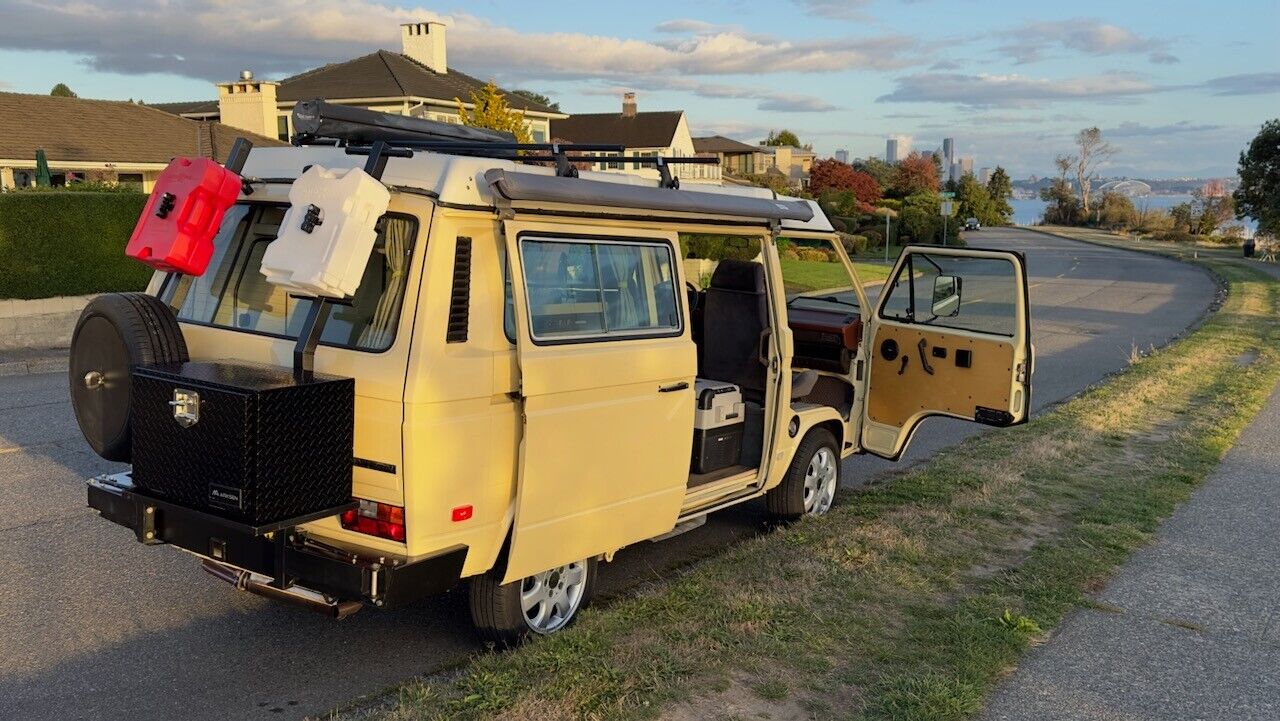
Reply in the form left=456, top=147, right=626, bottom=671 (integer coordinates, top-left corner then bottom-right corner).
left=550, top=111, right=684, bottom=149
left=692, top=135, right=761, bottom=154
left=276, top=50, right=556, bottom=112
left=152, top=50, right=558, bottom=117
left=0, top=92, right=284, bottom=164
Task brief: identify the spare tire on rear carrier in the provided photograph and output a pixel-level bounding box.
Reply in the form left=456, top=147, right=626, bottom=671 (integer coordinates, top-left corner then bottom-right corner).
left=69, top=292, right=189, bottom=462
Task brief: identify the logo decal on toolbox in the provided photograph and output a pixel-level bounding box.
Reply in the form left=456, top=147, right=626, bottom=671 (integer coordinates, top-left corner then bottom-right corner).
left=208, top=484, right=244, bottom=510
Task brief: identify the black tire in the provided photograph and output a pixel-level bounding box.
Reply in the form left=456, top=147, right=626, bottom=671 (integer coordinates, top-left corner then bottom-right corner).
left=765, top=428, right=840, bottom=522
left=69, top=292, right=189, bottom=462
left=469, top=557, right=598, bottom=647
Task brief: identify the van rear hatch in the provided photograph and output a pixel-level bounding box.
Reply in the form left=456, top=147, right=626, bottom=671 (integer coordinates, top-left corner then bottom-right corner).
left=153, top=199, right=421, bottom=512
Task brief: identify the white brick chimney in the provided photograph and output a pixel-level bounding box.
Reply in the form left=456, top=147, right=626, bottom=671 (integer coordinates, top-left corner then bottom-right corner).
left=401, top=21, right=447, bottom=74
left=216, top=71, right=280, bottom=138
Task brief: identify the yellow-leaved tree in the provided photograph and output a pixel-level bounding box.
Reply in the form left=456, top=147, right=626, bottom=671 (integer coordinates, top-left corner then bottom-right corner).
left=455, top=81, right=532, bottom=143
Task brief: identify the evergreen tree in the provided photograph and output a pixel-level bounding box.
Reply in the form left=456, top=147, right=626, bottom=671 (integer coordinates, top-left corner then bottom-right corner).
left=456, top=81, right=532, bottom=143
left=986, top=167, right=1014, bottom=225
left=50, top=83, right=77, bottom=98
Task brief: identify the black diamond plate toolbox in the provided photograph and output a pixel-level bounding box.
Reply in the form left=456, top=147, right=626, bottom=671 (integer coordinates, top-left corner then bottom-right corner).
left=130, top=361, right=354, bottom=525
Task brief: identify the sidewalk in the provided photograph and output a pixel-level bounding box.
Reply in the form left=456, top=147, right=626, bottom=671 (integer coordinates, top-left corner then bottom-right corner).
left=980, top=377, right=1280, bottom=720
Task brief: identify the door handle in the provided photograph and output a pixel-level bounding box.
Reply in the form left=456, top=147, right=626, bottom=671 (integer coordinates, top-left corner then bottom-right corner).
left=917, top=338, right=935, bottom=375
left=659, top=382, right=689, bottom=393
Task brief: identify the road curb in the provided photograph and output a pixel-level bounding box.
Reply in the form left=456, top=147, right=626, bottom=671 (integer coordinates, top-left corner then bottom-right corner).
left=0, top=349, right=69, bottom=377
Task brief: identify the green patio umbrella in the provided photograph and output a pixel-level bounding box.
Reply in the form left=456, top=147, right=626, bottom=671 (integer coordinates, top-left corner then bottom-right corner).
left=35, top=148, right=52, bottom=187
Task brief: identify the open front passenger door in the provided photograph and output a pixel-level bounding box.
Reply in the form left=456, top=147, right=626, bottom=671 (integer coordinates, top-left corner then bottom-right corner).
left=860, top=246, right=1031, bottom=459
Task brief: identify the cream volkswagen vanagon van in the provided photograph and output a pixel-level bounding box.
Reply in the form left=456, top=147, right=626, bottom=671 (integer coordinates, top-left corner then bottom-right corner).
left=76, top=103, right=1032, bottom=644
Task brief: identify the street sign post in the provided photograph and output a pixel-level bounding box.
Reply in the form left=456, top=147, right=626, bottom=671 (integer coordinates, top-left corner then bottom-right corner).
left=940, top=200, right=953, bottom=246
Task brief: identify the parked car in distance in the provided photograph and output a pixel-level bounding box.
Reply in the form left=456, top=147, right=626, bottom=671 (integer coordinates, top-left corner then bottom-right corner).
left=965, top=218, right=981, bottom=231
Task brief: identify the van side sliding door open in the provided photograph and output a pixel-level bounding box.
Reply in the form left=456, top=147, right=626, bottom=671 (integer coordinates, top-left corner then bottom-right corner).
left=500, top=219, right=696, bottom=583
left=860, top=246, right=1032, bottom=459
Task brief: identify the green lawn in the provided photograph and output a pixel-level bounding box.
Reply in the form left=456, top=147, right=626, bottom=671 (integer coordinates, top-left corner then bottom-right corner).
left=782, top=257, right=891, bottom=294
left=347, top=236, right=1280, bottom=721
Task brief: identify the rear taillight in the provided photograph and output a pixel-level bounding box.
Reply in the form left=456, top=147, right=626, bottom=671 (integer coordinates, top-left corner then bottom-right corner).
left=340, top=499, right=406, bottom=542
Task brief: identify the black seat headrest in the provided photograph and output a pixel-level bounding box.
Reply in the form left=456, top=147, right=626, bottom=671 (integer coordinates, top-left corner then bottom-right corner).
left=709, top=260, right=764, bottom=293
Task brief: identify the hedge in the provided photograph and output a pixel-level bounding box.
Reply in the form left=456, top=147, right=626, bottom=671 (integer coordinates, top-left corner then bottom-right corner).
left=0, top=192, right=152, bottom=299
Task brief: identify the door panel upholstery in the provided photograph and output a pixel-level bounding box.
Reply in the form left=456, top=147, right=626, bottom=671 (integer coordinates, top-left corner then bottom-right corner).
left=866, top=324, right=1014, bottom=427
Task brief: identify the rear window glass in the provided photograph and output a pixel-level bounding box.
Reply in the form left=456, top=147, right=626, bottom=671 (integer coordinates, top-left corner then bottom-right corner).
left=167, top=203, right=418, bottom=352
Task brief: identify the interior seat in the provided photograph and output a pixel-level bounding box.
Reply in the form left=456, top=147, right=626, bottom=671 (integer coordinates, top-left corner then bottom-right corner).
left=700, top=260, right=769, bottom=397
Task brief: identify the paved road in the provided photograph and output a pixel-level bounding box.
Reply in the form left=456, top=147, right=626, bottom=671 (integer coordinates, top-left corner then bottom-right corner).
left=0, top=229, right=1216, bottom=721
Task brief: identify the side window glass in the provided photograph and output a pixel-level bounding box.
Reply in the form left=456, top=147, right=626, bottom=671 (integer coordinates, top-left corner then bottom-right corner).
left=679, top=233, right=762, bottom=289
left=879, top=253, right=1017, bottom=336
left=518, top=237, right=681, bottom=342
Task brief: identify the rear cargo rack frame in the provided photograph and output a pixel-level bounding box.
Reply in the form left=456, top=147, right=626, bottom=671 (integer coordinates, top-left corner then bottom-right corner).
left=88, top=472, right=468, bottom=608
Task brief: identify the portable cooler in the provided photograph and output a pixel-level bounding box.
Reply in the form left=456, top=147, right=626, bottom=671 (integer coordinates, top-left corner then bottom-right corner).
left=691, top=379, right=745, bottom=474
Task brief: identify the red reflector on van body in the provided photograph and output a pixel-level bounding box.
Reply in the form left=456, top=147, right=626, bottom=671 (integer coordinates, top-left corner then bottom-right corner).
left=340, top=499, right=406, bottom=543
left=126, top=157, right=241, bottom=275
left=451, top=505, right=473, bottom=522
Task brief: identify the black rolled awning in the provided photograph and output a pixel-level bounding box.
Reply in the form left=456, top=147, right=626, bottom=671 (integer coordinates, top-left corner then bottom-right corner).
left=484, top=169, right=814, bottom=222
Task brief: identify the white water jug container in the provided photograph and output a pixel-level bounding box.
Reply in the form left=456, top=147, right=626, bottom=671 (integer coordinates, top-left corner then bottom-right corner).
left=261, top=165, right=391, bottom=299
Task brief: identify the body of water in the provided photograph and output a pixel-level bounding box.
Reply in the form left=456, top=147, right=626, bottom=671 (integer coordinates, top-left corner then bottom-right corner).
left=1011, top=194, right=1257, bottom=232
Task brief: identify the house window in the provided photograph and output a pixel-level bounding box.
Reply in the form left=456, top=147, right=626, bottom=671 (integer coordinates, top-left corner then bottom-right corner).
left=606, top=152, right=624, bottom=170
left=117, top=173, right=144, bottom=191
left=277, top=115, right=290, bottom=141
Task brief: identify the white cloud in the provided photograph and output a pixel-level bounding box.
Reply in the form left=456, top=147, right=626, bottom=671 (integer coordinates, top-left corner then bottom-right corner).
left=0, top=1, right=920, bottom=83
left=794, top=0, right=873, bottom=20
left=583, top=77, right=838, bottom=113
left=995, top=18, right=1178, bottom=65
left=877, top=71, right=1162, bottom=108
left=1106, top=121, right=1223, bottom=137
left=1201, top=72, right=1280, bottom=96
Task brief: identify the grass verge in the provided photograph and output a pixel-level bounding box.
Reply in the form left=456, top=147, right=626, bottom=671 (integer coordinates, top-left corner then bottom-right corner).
left=781, top=257, right=891, bottom=292
left=355, top=247, right=1280, bottom=721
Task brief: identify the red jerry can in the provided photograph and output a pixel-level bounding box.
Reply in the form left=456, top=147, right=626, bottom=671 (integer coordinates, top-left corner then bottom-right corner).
left=125, top=157, right=242, bottom=275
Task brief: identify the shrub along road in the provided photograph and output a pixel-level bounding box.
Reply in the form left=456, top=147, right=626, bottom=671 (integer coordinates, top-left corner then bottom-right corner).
left=0, top=229, right=1216, bottom=721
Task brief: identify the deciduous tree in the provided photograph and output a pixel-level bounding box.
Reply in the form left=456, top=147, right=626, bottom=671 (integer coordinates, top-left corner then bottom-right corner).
left=956, top=174, right=999, bottom=227
left=808, top=159, right=881, bottom=212
left=851, top=156, right=895, bottom=189
left=455, top=81, right=532, bottom=143
left=50, top=83, right=76, bottom=97
left=1073, top=127, right=1116, bottom=216
left=890, top=151, right=940, bottom=197
left=1233, top=119, right=1280, bottom=237
left=763, top=129, right=802, bottom=147
left=1192, top=181, right=1235, bottom=236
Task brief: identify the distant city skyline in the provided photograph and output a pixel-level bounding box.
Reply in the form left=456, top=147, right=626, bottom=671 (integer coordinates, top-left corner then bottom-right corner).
left=0, top=0, right=1274, bottom=178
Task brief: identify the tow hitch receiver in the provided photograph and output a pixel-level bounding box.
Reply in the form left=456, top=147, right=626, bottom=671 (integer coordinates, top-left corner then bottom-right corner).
left=201, top=560, right=363, bottom=619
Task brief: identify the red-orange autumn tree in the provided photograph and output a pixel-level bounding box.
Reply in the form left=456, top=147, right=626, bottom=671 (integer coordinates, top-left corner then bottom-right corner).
left=891, top=151, right=941, bottom=197
left=809, top=159, right=882, bottom=213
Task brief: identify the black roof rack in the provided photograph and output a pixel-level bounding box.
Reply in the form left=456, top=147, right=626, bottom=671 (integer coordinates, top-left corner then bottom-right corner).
left=291, top=99, right=717, bottom=185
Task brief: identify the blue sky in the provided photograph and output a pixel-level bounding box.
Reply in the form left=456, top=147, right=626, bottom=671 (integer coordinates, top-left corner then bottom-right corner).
left=1, top=0, right=1276, bottom=177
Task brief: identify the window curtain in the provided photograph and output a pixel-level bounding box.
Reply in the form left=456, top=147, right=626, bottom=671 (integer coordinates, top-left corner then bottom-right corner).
left=598, top=246, right=643, bottom=330
left=358, top=218, right=412, bottom=349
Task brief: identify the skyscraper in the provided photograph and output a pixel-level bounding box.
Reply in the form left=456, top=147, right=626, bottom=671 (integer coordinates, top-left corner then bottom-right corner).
left=979, top=167, right=991, bottom=184
left=834, top=149, right=849, bottom=163
left=943, top=137, right=955, bottom=169
left=886, top=138, right=899, bottom=164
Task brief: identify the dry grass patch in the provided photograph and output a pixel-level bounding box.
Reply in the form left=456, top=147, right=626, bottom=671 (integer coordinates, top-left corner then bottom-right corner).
left=342, top=257, right=1280, bottom=721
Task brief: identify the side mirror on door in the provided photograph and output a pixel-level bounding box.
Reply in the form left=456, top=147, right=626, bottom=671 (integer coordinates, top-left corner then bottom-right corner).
left=931, top=275, right=962, bottom=317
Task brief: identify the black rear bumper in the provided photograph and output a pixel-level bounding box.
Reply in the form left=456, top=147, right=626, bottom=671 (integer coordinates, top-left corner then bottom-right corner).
left=88, top=473, right=466, bottom=610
